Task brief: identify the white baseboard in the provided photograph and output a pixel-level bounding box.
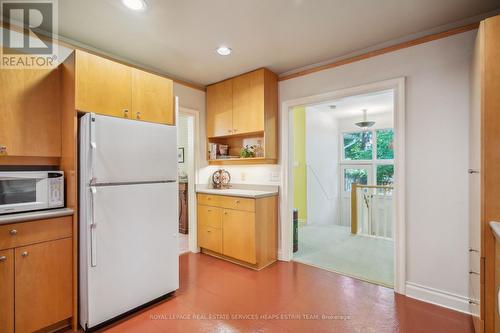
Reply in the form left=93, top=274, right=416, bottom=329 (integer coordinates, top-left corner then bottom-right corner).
left=405, top=282, right=470, bottom=314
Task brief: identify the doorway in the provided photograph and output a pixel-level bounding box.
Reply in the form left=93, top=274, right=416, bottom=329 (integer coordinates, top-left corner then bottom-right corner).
left=177, top=108, right=200, bottom=254
left=282, top=78, right=405, bottom=293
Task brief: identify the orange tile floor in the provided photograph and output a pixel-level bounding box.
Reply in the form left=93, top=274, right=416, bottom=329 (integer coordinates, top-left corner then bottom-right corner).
left=93, top=253, right=473, bottom=333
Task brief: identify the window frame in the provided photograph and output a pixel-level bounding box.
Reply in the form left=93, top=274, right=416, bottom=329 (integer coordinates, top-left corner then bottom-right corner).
left=340, top=127, right=394, bottom=187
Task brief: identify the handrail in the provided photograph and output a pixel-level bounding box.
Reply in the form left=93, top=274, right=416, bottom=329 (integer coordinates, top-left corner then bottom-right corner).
left=306, top=164, right=335, bottom=200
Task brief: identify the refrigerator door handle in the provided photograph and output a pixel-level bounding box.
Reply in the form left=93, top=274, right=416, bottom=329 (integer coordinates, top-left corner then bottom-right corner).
left=90, top=186, right=97, bottom=267
left=90, top=113, right=97, bottom=184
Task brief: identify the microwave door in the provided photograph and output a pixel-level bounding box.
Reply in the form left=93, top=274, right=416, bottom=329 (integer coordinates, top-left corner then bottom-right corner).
left=0, top=172, right=49, bottom=214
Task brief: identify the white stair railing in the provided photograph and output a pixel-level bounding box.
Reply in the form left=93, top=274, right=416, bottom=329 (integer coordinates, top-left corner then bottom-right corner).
left=351, top=184, right=393, bottom=239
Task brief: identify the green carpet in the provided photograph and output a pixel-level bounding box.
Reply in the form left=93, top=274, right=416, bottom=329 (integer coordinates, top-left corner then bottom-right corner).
left=293, top=225, right=394, bottom=287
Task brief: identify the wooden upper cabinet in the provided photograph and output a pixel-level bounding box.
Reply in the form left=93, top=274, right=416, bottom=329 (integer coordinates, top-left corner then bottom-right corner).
left=0, top=68, right=61, bottom=158
left=232, top=70, right=265, bottom=135
left=205, top=68, right=278, bottom=164
left=206, top=80, right=233, bottom=137
left=132, top=69, right=174, bottom=125
left=0, top=249, right=14, bottom=333
left=75, top=50, right=132, bottom=117
left=74, top=50, right=174, bottom=124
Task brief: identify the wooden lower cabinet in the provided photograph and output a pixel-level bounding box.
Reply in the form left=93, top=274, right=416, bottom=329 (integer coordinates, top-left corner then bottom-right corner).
left=15, top=238, right=72, bottom=333
left=0, top=249, right=14, bottom=333
left=199, top=226, right=222, bottom=253
left=0, top=217, right=73, bottom=333
left=197, top=194, right=277, bottom=270
left=222, top=209, right=256, bottom=264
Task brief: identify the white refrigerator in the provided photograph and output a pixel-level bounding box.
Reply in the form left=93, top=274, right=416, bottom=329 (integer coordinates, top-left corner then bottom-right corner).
left=79, top=112, right=179, bottom=330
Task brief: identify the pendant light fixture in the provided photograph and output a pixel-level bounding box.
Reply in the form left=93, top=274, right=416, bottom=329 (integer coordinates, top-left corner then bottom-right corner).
left=355, top=109, right=375, bottom=129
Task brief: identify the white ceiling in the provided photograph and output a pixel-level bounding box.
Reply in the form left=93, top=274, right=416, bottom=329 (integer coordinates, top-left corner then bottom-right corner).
left=57, top=0, right=500, bottom=86
left=312, top=90, right=394, bottom=119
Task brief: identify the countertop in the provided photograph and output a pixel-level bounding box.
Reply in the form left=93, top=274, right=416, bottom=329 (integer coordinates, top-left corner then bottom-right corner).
left=0, top=208, right=74, bottom=226
left=196, top=184, right=279, bottom=199
left=490, top=221, right=500, bottom=239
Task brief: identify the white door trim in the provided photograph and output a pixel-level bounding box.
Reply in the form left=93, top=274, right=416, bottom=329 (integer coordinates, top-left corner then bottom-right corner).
left=179, top=107, right=201, bottom=253
left=279, top=77, right=406, bottom=294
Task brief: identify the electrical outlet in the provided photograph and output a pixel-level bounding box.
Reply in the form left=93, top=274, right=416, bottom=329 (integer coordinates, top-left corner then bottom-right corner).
left=270, top=172, right=280, bottom=182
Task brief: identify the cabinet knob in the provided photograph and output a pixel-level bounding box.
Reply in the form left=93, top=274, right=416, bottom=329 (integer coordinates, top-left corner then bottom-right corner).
left=123, top=109, right=129, bottom=117
left=0, top=256, right=6, bottom=262
left=224, top=211, right=228, bottom=215
left=207, top=197, right=211, bottom=200
left=0, top=145, right=6, bottom=154
left=228, top=129, right=232, bottom=133
left=235, top=200, right=240, bottom=204
left=207, top=230, right=211, bottom=233
left=234, top=129, right=238, bottom=132
left=9, top=229, right=17, bottom=236
left=136, top=111, right=141, bottom=119
left=21, top=251, right=28, bottom=257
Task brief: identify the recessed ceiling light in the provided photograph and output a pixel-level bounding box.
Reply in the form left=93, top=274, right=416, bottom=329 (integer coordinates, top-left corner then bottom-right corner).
left=122, top=0, right=147, bottom=11
left=216, top=46, right=232, bottom=56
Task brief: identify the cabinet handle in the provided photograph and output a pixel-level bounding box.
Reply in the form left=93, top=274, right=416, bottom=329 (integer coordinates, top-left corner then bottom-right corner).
left=207, top=230, right=211, bottom=233
left=0, top=256, right=6, bottom=262
left=224, top=211, right=228, bottom=215
left=469, top=271, right=480, bottom=275
left=207, top=197, right=211, bottom=200
left=136, top=111, right=141, bottom=119
left=228, top=129, right=232, bottom=133
left=123, top=109, right=129, bottom=117
left=21, top=251, right=28, bottom=257
left=207, top=209, right=212, bottom=212
left=469, top=248, right=479, bottom=253
left=9, top=229, right=17, bottom=236
left=235, top=200, right=240, bottom=204
left=468, top=169, right=480, bottom=174
left=233, top=129, right=238, bottom=132
left=0, top=145, right=6, bottom=154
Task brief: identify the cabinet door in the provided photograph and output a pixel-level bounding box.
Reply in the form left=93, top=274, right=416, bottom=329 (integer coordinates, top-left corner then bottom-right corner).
left=0, top=68, right=61, bottom=157
left=222, top=209, right=256, bottom=264
left=132, top=69, right=174, bottom=125
left=15, top=238, right=72, bottom=333
left=198, top=226, right=222, bottom=253
left=232, top=70, right=265, bottom=135
left=75, top=50, right=132, bottom=117
left=206, top=80, right=233, bottom=137
left=198, top=205, right=222, bottom=229
left=0, top=249, right=14, bottom=333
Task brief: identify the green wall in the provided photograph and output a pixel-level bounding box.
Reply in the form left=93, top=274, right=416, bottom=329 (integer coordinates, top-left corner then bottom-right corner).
left=293, top=106, right=307, bottom=221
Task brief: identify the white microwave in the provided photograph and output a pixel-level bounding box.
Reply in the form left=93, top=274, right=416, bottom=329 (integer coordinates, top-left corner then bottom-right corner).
left=0, top=171, right=64, bottom=215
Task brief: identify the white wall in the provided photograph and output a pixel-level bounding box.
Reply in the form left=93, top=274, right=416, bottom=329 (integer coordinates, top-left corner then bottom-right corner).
left=280, top=31, right=474, bottom=312
left=305, top=107, right=339, bottom=226
left=177, top=115, right=189, bottom=176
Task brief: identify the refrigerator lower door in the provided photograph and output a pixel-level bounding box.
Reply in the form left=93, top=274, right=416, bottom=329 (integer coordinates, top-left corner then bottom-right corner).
left=81, top=182, right=179, bottom=329
left=82, top=113, right=178, bottom=184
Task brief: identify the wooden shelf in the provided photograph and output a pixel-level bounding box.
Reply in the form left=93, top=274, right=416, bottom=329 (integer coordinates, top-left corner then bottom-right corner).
left=208, top=157, right=277, bottom=165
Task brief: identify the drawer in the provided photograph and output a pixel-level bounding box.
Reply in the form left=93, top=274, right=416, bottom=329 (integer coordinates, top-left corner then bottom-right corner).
left=219, top=196, right=255, bottom=212
left=0, top=216, right=72, bottom=250
left=197, top=193, right=255, bottom=212
left=198, top=205, right=222, bottom=229
left=197, top=194, right=221, bottom=207
left=198, top=225, right=222, bottom=253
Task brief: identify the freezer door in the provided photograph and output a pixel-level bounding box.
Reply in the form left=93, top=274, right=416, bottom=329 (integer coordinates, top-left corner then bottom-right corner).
left=85, top=113, right=177, bottom=184
left=85, top=182, right=179, bottom=328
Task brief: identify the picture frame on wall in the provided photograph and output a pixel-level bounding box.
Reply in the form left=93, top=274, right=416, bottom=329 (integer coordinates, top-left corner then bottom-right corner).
left=178, top=147, right=185, bottom=163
